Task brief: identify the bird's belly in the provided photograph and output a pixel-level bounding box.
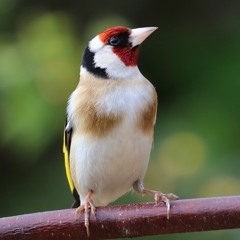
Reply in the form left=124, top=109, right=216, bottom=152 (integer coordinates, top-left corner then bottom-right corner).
left=70, top=121, right=153, bottom=206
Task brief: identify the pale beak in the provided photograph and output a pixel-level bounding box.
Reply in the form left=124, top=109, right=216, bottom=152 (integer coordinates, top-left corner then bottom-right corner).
left=130, top=27, right=158, bottom=47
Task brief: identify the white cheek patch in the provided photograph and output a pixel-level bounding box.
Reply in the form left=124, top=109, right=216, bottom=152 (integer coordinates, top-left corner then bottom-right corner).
left=88, top=36, right=104, bottom=52
left=94, top=46, right=142, bottom=79
left=94, top=46, right=120, bottom=69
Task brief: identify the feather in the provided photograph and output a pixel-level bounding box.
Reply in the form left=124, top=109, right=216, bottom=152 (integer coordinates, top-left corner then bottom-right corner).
left=63, top=119, right=80, bottom=207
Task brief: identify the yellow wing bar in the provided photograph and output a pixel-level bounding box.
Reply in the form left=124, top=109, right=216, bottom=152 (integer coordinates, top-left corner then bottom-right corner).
left=63, top=131, right=74, bottom=192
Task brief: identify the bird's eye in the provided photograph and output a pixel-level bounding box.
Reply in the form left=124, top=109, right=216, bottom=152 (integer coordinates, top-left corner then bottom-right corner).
left=109, top=36, right=120, bottom=46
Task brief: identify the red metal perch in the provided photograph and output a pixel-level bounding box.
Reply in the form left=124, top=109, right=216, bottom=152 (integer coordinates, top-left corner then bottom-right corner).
left=0, top=196, right=240, bottom=239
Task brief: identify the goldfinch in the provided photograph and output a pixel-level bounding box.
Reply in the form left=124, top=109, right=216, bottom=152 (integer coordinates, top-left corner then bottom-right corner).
left=63, top=26, right=178, bottom=236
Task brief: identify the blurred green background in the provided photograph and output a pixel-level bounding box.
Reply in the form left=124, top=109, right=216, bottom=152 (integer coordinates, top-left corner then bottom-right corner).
left=0, top=0, right=240, bottom=239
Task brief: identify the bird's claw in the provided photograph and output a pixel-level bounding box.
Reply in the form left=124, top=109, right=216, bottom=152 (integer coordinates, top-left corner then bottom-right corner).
left=154, top=192, right=179, bottom=219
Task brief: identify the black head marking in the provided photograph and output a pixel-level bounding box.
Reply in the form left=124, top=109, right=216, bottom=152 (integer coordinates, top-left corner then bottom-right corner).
left=82, top=46, right=108, bottom=79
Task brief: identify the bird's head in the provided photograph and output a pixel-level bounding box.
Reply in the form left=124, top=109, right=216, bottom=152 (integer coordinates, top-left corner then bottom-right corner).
left=81, top=26, right=158, bottom=80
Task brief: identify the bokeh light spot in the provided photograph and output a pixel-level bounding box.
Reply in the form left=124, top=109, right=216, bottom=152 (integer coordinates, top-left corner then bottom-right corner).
left=157, top=132, right=207, bottom=177
left=198, top=176, right=240, bottom=197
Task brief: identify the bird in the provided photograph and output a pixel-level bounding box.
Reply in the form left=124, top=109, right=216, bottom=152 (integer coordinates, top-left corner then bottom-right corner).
left=63, top=26, right=178, bottom=236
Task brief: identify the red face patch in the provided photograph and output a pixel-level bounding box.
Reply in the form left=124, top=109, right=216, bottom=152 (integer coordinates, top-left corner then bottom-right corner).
left=99, top=26, right=138, bottom=67
left=113, top=47, right=138, bottom=66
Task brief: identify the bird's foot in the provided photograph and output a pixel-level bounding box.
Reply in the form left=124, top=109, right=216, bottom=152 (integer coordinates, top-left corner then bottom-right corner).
left=75, top=190, right=96, bottom=237
left=133, top=181, right=179, bottom=220
left=153, top=191, right=179, bottom=219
